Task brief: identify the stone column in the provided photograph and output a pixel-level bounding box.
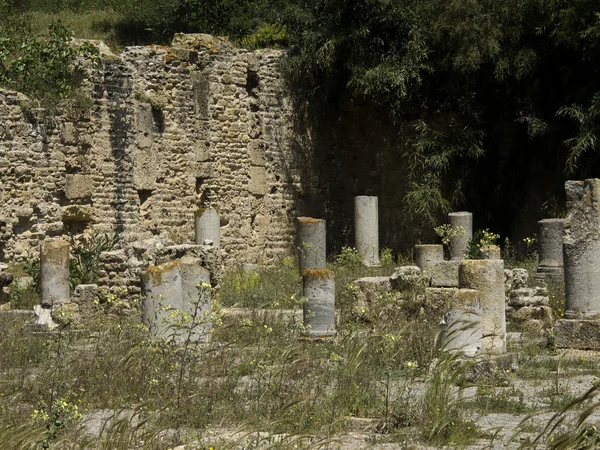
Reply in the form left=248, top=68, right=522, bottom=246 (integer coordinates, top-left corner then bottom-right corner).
left=535, top=218, right=565, bottom=284
left=195, top=208, right=220, bottom=250
left=354, top=196, right=380, bottom=267
left=297, top=217, right=326, bottom=273
left=563, top=179, right=600, bottom=319
left=180, top=260, right=212, bottom=342
left=143, top=260, right=213, bottom=343
left=415, top=244, right=444, bottom=272
left=303, top=269, right=335, bottom=337
left=142, top=261, right=182, bottom=340
left=40, top=240, right=70, bottom=307
left=448, top=212, right=473, bottom=260
left=438, top=289, right=482, bottom=357
left=459, top=259, right=506, bottom=354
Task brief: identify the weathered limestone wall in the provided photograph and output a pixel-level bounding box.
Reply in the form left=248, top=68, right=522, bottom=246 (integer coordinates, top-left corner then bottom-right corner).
left=0, top=35, right=300, bottom=266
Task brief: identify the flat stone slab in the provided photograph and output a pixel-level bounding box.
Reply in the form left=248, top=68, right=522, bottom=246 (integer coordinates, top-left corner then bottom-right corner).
left=554, top=319, right=600, bottom=349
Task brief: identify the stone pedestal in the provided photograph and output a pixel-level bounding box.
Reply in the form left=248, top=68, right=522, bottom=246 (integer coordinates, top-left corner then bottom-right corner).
left=459, top=259, right=506, bottom=354
left=354, top=196, right=380, bottom=267
left=535, top=218, right=565, bottom=284
left=438, top=289, right=482, bottom=357
left=554, top=179, right=600, bottom=348
left=194, top=208, right=220, bottom=250
left=40, top=240, right=70, bottom=307
left=448, top=212, right=473, bottom=260
left=303, top=269, right=335, bottom=337
left=297, top=217, right=326, bottom=273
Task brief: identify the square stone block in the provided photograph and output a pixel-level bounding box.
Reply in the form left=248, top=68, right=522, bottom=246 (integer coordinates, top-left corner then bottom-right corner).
left=248, top=166, right=267, bottom=196
left=65, top=174, right=93, bottom=199
left=431, top=260, right=460, bottom=287
left=554, top=319, right=600, bottom=349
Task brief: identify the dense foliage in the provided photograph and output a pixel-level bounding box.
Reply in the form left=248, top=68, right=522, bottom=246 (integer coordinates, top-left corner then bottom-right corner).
left=3, top=0, right=600, bottom=232
left=282, top=0, right=600, bottom=228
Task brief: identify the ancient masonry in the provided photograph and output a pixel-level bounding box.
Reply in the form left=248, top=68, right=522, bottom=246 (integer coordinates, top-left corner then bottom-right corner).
left=0, top=34, right=300, bottom=267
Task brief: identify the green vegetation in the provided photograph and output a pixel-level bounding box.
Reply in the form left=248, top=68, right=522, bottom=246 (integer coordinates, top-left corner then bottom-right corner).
left=0, top=250, right=599, bottom=448
left=3, top=0, right=600, bottom=231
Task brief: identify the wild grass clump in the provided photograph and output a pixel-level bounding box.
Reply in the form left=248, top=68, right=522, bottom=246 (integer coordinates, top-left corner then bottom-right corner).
left=216, top=256, right=300, bottom=308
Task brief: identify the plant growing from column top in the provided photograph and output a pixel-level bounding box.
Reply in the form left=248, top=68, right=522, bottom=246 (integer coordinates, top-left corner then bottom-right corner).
left=466, top=229, right=500, bottom=259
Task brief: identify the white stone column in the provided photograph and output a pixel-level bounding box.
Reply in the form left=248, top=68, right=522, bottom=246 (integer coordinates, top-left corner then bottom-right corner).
left=143, top=260, right=212, bottom=343
left=180, top=260, right=212, bottom=342
left=535, top=218, right=565, bottom=284
left=354, top=196, right=380, bottom=267
left=303, top=269, right=335, bottom=337
left=142, top=261, right=182, bottom=340
left=195, top=207, right=220, bottom=250
left=448, top=212, right=473, bottom=260
left=297, top=217, right=326, bottom=273
left=459, top=259, right=506, bottom=354
left=563, top=179, right=600, bottom=318
left=40, top=240, right=70, bottom=307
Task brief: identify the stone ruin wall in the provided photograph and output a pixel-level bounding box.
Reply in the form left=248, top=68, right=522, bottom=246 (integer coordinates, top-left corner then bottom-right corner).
left=0, top=35, right=301, bottom=267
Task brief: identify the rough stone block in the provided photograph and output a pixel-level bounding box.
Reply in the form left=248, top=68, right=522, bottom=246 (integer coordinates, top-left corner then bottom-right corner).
left=352, top=276, right=392, bottom=309
left=62, top=205, right=93, bottom=222
left=512, top=269, right=529, bottom=289
left=554, top=319, right=600, bottom=349
left=135, top=104, right=153, bottom=149
left=248, top=166, right=267, bottom=196
left=425, top=287, right=458, bottom=312
left=248, top=142, right=266, bottom=166
left=72, top=284, right=99, bottom=310
left=390, top=266, right=424, bottom=292
left=431, top=260, right=460, bottom=287
left=133, top=147, right=157, bottom=191
left=65, top=174, right=93, bottom=200
left=60, top=122, right=77, bottom=145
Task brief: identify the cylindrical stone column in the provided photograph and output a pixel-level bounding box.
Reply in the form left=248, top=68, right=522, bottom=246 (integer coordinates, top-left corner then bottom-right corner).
left=354, top=196, right=380, bottom=267
left=438, top=289, right=482, bottom=357
left=303, top=269, right=335, bottom=337
left=415, top=244, right=444, bottom=272
left=195, top=208, right=220, bottom=250
left=535, top=218, right=565, bottom=284
left=459, top=259, right=506, bottom=354
left=480, top=245, right=501, bottom=260
left=297, top=217, right=326, bottom=273
left=563, top=179, right=600, bottom=319
left=180, top=261, right=212, bottom=342
left=142, top=261, right=182, bottom=339
left=40, top=240, right=70, bottom=307
left=448, top=212, right=473, bottom=260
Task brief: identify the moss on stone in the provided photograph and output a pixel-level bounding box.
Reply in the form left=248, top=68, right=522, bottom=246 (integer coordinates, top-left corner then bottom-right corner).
left=303, top=269, right=334, bottom=280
